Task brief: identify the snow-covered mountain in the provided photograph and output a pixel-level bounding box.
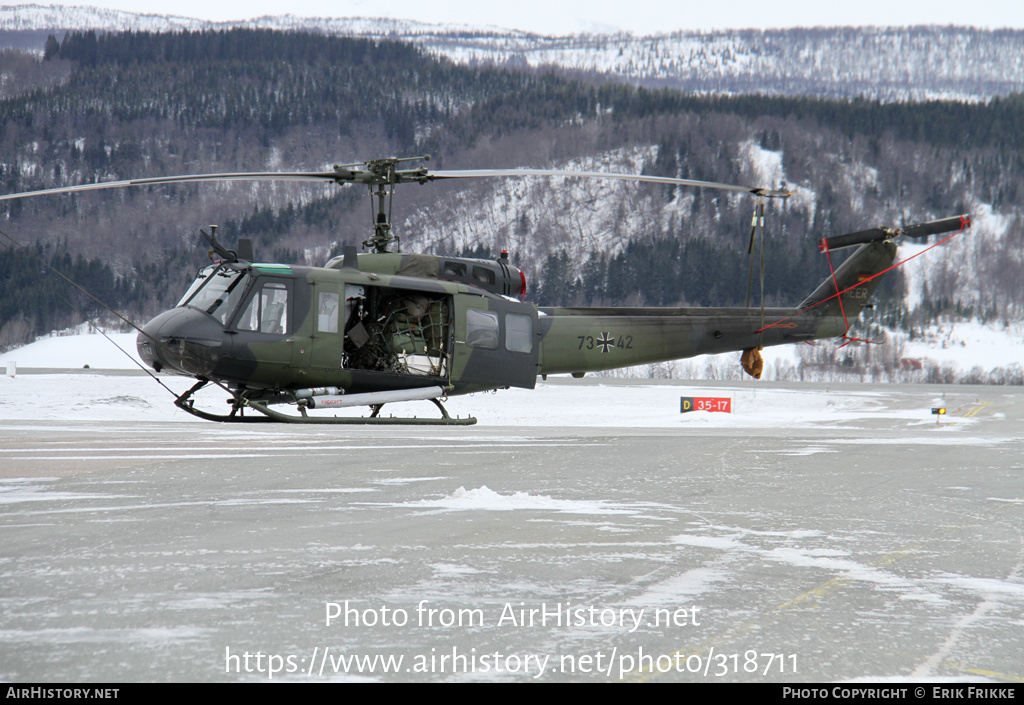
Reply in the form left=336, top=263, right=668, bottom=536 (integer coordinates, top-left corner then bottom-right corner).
left=2, top=5, right=1022, bottom=101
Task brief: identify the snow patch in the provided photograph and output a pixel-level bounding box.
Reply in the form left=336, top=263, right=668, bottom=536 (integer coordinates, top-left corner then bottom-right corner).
left=624, top=567, right=730, bottom=605
left=388, top=485, right=644, bottom=514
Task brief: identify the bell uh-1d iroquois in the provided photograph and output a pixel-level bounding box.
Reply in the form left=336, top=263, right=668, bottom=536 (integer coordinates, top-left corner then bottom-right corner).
left=0, top=155, right=970, bottom=424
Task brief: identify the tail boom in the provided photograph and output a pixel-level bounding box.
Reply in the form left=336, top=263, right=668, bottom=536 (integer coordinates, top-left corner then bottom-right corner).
left=536, top=306, right=838, bottom=376
left=536, top=240, right=897, bottom=377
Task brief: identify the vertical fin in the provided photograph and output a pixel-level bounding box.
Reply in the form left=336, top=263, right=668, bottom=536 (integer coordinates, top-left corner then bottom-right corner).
left=800, top=241, right=897, bottom=319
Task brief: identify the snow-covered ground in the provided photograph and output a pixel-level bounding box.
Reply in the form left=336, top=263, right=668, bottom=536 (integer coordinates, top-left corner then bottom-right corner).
left=1, top=332, right=144, bottom=371
left=2, top=334, right=1021, bottom=684
left=900, top=318, right=1024, bottom=370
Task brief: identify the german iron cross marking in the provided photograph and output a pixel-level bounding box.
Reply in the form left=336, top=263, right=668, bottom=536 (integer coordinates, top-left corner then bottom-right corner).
left=596, top=332, right=615, bottom=353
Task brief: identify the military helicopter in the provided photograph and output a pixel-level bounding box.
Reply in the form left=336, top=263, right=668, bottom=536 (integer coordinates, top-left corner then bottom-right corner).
left=1, top=155, right=969, bottom=424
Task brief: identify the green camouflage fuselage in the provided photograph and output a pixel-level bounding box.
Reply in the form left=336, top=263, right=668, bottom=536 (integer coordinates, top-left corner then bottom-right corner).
left=137, top=241, right=896, bottom=401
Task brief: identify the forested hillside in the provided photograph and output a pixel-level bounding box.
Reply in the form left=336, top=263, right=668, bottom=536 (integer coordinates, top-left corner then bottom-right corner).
left=1, top=29, right=1022, bottom=382
left=4, top=7, right=1022, bottom=102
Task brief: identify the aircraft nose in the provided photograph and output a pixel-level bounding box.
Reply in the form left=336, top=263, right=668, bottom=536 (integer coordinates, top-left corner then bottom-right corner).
left=137, top=307, right=227, bottom=377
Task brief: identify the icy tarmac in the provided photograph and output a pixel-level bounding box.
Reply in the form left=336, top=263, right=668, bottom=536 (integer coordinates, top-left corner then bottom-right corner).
left=1, top=370, right=1023, bottom=682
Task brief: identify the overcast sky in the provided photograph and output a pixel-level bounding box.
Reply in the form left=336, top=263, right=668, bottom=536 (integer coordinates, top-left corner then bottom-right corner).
left=11, top=0, right=1024, bottom=34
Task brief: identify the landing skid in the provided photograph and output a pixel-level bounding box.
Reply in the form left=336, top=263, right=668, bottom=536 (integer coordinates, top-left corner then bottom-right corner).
left=174, top=381, right=477, bottom=425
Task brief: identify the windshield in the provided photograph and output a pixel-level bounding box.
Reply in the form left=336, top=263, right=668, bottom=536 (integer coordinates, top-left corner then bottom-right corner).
left=177, top=265, right=250, bottom=325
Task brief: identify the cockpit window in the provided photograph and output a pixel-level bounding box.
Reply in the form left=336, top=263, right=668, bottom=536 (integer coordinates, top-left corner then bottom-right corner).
left=177, top=265, right=250, bottom=325
left=235, top=281, right=290, bottom=335
left=176, top=266, right=216, bottom=307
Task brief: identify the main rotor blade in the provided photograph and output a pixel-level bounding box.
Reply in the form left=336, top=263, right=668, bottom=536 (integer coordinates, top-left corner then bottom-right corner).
left=0, top=162, right=793, bottom=203
left=0, top=171, right=353, bottom=203
left=429, top=168, right=792, bottom=198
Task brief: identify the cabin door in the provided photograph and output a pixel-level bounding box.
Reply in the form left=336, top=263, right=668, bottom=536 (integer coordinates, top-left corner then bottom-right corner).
left=452, top=297, right=540, bottom=389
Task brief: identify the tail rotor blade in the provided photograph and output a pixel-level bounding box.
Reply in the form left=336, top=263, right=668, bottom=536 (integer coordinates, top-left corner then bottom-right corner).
left=819, top=227, right=890, bottom=251
left=902, top=214, right=971, bottom=239
left=819, top=214, right=971, bottom=251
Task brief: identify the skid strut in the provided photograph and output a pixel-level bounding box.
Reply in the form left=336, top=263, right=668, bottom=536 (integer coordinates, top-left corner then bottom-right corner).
left=173, top=380, right=476, bottom=425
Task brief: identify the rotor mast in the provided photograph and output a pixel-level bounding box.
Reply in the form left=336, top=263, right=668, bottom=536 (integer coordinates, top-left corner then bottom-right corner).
left=358, top=155, right=432, bottom=254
